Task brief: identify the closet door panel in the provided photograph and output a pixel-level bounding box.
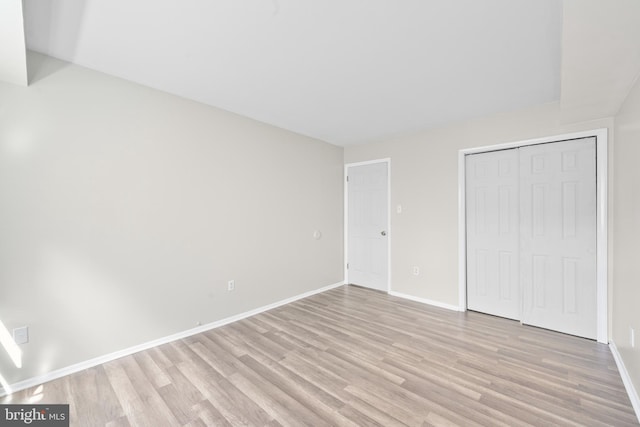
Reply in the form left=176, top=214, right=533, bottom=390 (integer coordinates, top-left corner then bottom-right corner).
left=519, top=138, right=597, bottom=339
left=466, top=149, right=520, bottom=320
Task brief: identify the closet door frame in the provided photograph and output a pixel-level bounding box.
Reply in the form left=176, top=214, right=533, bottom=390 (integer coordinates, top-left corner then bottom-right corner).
left=458, top=128, right=608, bottom=344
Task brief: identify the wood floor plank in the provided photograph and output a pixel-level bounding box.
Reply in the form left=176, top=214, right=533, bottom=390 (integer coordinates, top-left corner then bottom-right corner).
left=239, top=347, right=346, bottom=411
left=132, top=351, right=171, bottom=389
left=226, top=365, right=331, bottom=427
left=76, top=365, right=125, bottom=425
left=5, top=285, right=637, bottom=426
left=344, top=384, right=425, bottom=427
left=180, top=344, right=274, bottom=426
left=105, top=415, right=131, bottom=427
left=190, top=400, right=233, bottom=427
left=115, top=357, right=181, bottom=427
left=238, top=354, right=360, bottom=427
left=340, top=394, right=411, bottom=427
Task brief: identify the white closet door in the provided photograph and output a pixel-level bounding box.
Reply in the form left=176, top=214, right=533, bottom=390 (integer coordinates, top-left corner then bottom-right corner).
left=347, top=162, right=389, bottom=291
left=466, top=149, right=520, bottom=320
left=519, top=138, right=597, bottom=339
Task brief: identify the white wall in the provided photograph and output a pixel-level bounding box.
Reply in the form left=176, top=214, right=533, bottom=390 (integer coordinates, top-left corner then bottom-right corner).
left=344, top=102, right=613, bottom=308
left=0, top=0, right=28, bottom=86
left=613, top=72, right=640, bottom=403
left=0, top=53, right=344, bottom=386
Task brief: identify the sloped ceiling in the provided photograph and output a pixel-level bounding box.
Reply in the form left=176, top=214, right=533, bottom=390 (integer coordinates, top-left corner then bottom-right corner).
left=6, top=1, right=640, bottom=145
left=20, top=0, right=562, bottom=146
left=561, top=0, right=640, bottom=123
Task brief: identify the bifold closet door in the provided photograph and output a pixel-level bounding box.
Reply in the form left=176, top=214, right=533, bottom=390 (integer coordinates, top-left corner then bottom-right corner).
left=466, top=138, right=597, bottom=339
left=466, top=149, right=520, bottom=320
left=519, top=139, right=597, bottom=339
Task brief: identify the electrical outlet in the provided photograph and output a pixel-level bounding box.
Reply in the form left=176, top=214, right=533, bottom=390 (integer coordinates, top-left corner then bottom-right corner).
left=413, top=266, right=420, bottom=276
left=631, top=328, right=635, bottom=348
left=13, top=326, right=29, bottom=345
left=227, top=280, right=235, bottom=291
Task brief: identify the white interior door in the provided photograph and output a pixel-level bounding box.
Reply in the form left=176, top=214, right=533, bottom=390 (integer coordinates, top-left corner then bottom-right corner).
left=465, top=138, right=597, bottom=339
left=520, top=138, right=597, bottom=339
left=347, top=162, right=389, bottom=291
left=466, top=149, right=520, bottom=320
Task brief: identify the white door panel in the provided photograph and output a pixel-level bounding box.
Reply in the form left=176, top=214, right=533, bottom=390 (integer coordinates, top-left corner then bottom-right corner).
left=466, top=149, right=520, bottom=320
left=465, top=138, right=597, bottom=339
left=520, top=138, right=597, bottom=339
left=348, top=162, right=388, bottom=291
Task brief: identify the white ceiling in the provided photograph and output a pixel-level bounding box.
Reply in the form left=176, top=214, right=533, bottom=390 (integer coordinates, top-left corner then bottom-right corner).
left=21, top=0, right=562, bottom=146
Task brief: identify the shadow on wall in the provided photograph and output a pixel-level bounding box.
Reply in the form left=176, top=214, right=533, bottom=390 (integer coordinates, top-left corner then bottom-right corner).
left=26, top=52, right=69, bottom=85
left=22, top=0, right=87, bottom=84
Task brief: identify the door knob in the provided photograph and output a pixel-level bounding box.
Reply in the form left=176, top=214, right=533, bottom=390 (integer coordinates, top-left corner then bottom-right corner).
left=381, top=231, right=387, bottom=236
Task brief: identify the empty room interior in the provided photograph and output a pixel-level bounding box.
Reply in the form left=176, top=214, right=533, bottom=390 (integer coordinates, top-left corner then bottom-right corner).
left=1, top=0, right=640, bottom=426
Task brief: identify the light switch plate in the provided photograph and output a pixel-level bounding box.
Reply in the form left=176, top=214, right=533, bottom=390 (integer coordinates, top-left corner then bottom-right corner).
left=13, top=326, right=29, bottom=345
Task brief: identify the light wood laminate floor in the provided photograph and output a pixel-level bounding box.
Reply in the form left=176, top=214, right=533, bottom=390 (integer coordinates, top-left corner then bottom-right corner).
left=3, top=285, right=638, bottom=426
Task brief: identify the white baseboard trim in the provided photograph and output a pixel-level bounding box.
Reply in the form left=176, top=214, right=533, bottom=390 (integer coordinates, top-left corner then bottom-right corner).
left=388, top=290, right=461, bottom=312
left=610, top=341, right=640, bottom=423
left=1, top=281, right=345, bottom=397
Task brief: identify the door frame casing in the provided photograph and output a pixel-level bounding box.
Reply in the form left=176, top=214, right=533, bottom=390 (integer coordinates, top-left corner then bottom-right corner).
left=345, top=158, right=391, bottom=292
left=458, top=129, right=608, bottom=343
